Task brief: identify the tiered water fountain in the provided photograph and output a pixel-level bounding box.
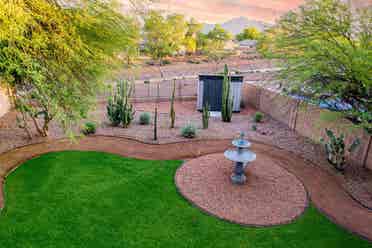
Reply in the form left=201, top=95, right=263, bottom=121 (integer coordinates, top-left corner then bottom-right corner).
left=224, top=132, right=256, bottom=184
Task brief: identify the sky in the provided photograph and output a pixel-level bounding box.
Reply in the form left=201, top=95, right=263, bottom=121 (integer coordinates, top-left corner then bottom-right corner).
left=151, top=0, right=305, bottom=23
left=120, top=0, right=372, bottom=24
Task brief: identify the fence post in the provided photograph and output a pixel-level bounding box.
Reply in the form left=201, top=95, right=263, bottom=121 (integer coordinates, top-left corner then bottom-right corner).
left=363, top=135, right=372, bottom=168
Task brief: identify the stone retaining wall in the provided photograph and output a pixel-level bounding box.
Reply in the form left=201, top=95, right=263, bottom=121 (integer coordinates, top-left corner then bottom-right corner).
left=242, top=83, right=372, bottom=170
left=0, top=88, right=10, bottom=118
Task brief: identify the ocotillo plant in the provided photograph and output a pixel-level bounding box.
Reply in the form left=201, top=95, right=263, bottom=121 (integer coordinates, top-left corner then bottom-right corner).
left=154, top=106, right=158, bottom=141
left=221, top=64, right=233, bottom=122
left=170, top=79, right=176, bottom=128
left=202, top=102, right=210, bottom=129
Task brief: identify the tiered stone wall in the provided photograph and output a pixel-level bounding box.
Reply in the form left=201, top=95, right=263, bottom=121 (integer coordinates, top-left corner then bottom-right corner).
left=242, top=83, right=372, bottom=170
left=0, top=87, right=10, bottom=118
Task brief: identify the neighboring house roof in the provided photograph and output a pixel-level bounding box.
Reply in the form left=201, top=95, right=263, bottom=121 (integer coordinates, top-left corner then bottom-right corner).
left=238, top=40, right=258, bottom=47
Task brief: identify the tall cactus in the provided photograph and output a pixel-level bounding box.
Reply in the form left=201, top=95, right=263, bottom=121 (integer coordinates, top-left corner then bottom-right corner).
left=221, top=64, right=233, bottom=122
left=106, top=80, right=135, bottom=128
left=154, top=106, right=158, bottom=141
left=170, top=79, right=176, bottom=128
left=202, top=102, right=210, bottom=129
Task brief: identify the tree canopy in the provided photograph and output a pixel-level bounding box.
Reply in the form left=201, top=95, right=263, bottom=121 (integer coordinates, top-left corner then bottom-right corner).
left=258, top=0, right=372, bottom=132
left=236, top=27, right=261, bottom=41
left=144, top=11, right=189, bottom=63
left=0, top=0, right=140, bottom=137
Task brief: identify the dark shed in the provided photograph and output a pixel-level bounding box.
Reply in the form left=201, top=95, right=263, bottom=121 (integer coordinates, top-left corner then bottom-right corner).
left=197, top=75, right=244, bottom=112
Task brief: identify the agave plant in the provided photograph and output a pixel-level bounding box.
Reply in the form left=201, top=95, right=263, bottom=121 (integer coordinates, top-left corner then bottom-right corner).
left=320, top=128, right=360, bottom=171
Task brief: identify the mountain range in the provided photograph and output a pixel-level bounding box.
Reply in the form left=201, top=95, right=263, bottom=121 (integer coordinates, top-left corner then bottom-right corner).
left=202, top=17, right=270, bottom=35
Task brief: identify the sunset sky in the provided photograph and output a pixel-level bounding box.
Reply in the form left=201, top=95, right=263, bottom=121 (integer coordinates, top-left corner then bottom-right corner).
left=151, top=0, right=305, bottom=23
left=120, top=0, right=372, bottom=24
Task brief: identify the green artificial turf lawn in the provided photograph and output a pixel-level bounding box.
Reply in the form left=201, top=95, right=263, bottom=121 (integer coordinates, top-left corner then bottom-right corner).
left=0, top=151, right=370, bottom=248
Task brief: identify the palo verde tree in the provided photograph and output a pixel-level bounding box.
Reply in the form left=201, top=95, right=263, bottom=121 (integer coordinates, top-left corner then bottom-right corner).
left=143, top=11, right=187, bottom=64
left=236, top=27, right=261, bottom=41
left=0, top=0, right=140, bottom=137
left=199, top=25, right=232, bottom=70
left=259, top=0, right=372, bottom=132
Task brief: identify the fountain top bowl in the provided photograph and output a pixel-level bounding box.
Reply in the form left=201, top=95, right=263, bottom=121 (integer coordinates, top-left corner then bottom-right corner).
left=232, top=139, right=251, bottom=148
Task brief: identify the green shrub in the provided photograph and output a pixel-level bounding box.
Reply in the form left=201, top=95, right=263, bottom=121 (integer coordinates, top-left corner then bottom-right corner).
left=139, top=112, right=151, bottom=125
left=82, top=122, right=97, bottom=135
left=253, top=112, right=264, bottom=123
left=181, top=123, right=197, bottom=138
left=320, top=129, right=360, bottom=171
left=251, top=124, right=257, bottom=131
left=162, top=59, right=171, bottom=65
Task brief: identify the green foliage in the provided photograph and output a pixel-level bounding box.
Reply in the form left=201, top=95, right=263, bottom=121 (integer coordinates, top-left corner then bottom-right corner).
left=236, top=27, right=261, bottom=41
left=170, top=80, right=176, bottom=128
left=253, top=112, right=264, bottom=123
left=144, top=11, right=187, bottom=63
left=221, top=65, right=233, bottom=122
left=0, top=0, right=140, bottom=137
left=82, top=122, right=97, bottom=135
left=107, top=80, right=135, bottom=128
left=181, top=123, right=197, bottom=138
left=139, top=112, right=151, bottom=125
left=202, top=103, right=210, bottom=129
left=252, top=124, right=257, bottom=131
left=320, top=129, right=360, bottom=171
left=259, top=0, right=372, bottom=132
left=207, top=25, right=232, bottom=42
left=154, top=106, right=158, bottom=141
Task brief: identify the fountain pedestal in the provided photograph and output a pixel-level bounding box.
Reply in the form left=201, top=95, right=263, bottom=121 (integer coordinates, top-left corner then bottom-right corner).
left=224, top=133, right=256, bottom=184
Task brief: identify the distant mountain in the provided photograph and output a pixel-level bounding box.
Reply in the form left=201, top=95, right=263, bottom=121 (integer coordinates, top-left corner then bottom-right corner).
left=202, top=17, right=270, bottom=36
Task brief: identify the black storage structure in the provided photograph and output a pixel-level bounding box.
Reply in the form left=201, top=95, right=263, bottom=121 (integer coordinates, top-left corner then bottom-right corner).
left=197, top=75, right=244, bottom=112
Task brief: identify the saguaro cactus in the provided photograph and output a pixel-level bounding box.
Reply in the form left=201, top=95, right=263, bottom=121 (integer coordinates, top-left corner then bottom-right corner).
left=170, top=79, right=176, bottom=128
left=221, top=64, right=233, bottom=122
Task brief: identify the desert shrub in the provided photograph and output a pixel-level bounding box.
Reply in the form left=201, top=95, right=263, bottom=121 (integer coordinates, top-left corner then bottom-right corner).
left=253, top=112, right=264, bottom=123
left=139, top=112, right=151, bottom=125
left=320, top=129, right=360, bottom=171
left=82, top=122, right=97, bottom=135
left=251, top=124, right=257, bottom=131
left=162, top=59, right=171, bottom=65
left=181, top=123, right=197, bottom=138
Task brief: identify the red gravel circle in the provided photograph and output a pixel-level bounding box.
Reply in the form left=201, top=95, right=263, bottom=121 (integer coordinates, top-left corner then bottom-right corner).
left=175, top=153, right=308, bottom=226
